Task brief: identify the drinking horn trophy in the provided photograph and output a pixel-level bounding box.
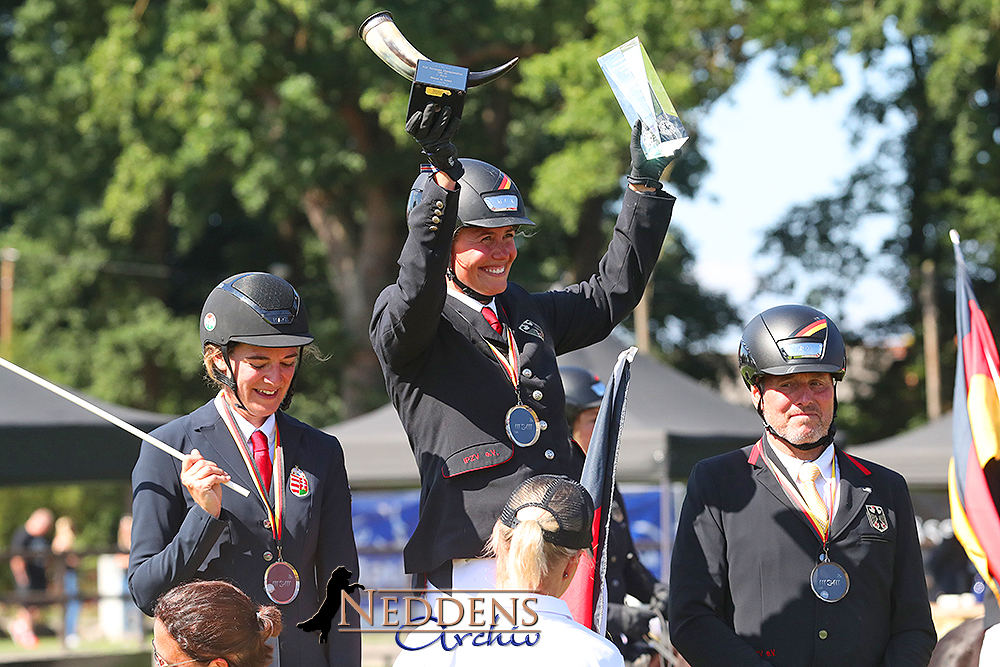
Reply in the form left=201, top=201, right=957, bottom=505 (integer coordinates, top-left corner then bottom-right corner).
left=359, top=11, right=518, bottom=117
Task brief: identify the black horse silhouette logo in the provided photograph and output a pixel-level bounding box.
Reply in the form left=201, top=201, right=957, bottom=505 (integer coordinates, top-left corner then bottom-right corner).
left=297, top=566, right=366, bottom=643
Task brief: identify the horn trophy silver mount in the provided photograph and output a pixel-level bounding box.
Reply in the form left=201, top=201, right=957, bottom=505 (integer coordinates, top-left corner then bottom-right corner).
left=359, top=11, right=518, bottom=121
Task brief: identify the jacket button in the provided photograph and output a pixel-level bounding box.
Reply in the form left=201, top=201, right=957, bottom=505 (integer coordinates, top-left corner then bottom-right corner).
left=262, top=519, right=271, bottom=530
left=263, top=551, right=273, bottom=562
left=532, top=390, right=543, bottom=401
left=539, top=420, right=547, bottom=431
left=429, top=226, right=438, bottom=231
left=434, top=200, right=444, bottom=208
left=818, top=630, right=828, bottom=640
left=432, top=215, right=441, bottom=224
left=521, top=368, right=533, bottom=378
left=544, top=449, right=555, bottom=460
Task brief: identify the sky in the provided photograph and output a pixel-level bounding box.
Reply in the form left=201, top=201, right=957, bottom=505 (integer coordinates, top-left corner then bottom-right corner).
left=669, top=53, right=907, bottom=351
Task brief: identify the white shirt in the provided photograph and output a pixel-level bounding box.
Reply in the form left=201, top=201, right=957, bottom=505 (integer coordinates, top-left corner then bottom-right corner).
left=447, top=290, right=498, bottom=321
left=392, top=593, right=623, bottom=667
left=213, top=393, right=275, bottom=462
left=772, top=442, right=839, bottom=522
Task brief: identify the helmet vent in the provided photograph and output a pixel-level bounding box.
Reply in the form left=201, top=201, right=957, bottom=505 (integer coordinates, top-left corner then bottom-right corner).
left=232, top=274, right=296, bottom=311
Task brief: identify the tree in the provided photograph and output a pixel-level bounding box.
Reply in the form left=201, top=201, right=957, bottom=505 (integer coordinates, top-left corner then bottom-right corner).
left=743, top=1, right=1000, bottom=442
left=0, top=0, right=753, bottom=425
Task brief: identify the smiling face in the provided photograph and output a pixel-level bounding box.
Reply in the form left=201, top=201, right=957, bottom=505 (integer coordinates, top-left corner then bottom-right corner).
left=215, top=344, right=299, bottom=427
left=751, top=372, right=835, bottom=459
left=449, top=225, right=518, bottom=297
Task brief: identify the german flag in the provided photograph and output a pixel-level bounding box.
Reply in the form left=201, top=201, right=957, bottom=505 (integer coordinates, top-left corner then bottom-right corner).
left=949, top=229, right=1000, bottom=600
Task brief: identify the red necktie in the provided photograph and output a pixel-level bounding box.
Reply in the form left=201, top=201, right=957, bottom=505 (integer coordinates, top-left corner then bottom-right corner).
left=482, top=306, right=503, bottom=335
left=251, top=430, right=272, bottom=493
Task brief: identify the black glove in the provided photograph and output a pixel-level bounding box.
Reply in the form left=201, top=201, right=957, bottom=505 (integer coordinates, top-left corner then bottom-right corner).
left=618, top=604, right=656, bottom=637
left=627, top=118, right=681, bottom=189
left=405, top=103, right=464, bottom=181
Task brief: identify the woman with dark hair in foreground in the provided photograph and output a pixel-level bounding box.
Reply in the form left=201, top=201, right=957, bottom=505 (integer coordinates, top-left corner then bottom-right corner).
left=153, top=580, right=281, bottom=667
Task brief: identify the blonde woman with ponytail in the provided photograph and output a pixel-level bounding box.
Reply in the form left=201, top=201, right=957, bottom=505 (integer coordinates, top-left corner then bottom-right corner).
left=153, top=580, right=282, bottom=667
left=394, top=475, right=623, bottom=666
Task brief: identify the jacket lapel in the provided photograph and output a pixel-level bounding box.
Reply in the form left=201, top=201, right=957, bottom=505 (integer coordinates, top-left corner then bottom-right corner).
left=194, top=401, right=265, bottom=503
left=275, top=412, right=303, bottom=486
left=829, top=448, right=873, bottom=541
left=749, top=440, right=806, bottom=518
left=443, top=299, right=507, bottom=352
left=750, top=439, right=829, bottom=540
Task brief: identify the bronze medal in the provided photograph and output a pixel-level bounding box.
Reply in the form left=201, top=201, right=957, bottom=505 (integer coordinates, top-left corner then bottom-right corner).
left=264, top=560, right=300, bottom=605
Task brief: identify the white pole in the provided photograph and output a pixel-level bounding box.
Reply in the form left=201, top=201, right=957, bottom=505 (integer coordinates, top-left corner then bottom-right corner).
left=0, top=355, right=250, bottom=497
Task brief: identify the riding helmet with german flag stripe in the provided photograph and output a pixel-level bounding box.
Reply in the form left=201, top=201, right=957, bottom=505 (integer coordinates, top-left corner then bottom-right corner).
left=738, top=304, right=847, bottom=389
left=407, top=159, right=535, bottom=230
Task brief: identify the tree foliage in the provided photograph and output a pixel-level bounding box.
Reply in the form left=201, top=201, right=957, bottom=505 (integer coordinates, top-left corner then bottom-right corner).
left=0, top=0, right=754, bottom=426
left=744, top=0, right=1000, bottom=442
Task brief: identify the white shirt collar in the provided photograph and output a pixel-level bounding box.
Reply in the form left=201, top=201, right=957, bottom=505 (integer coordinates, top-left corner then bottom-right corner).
left=447, top=288, right=497, bottom=316
left=213, top=393, right=276, bottom=447
left=771, top=441, right=837, bottom=483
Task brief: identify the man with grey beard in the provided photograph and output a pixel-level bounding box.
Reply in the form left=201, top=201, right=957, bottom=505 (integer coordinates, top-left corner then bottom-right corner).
left=668, top=305, right=936, bottom=667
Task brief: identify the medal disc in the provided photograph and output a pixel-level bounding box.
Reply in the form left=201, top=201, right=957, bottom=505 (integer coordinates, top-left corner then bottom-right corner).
left=264, top=560, right=300, bottom=605
left=506, top=405, right=540, bottom=447
left=810, top=561, right=849, bottom=603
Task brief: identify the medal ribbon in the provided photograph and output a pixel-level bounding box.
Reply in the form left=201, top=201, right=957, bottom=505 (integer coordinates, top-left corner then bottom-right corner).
left=758, top=440, right=838, bottom=543
left=219, top=401, right=285, bottom=550
left=484, top=326, right=522, bottom=396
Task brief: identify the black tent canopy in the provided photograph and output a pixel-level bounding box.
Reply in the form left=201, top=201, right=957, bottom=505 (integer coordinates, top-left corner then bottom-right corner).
left=327, top=335, right=762, bottom=488
left=1, top=364, right=174, bottom=486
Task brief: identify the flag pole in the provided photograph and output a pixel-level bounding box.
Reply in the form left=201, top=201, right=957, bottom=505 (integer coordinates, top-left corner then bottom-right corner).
left=0, top=355, right=250, bottom=497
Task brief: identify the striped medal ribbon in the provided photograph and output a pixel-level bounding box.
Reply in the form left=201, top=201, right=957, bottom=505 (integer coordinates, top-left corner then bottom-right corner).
left=219, top=401, right=300, bottom=604
left=758, top=440, right=850, bottom=603
left=484, top=325, right=540, bottom=447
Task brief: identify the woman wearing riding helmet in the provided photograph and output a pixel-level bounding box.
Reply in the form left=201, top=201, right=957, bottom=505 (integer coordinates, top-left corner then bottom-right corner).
left=370, top=102, right=678, bottom=595
left=129, top=272, right=360, bottom=666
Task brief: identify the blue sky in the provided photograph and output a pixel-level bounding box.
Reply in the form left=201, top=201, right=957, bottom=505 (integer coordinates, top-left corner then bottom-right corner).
left=670, top=53, right=907, bottom=351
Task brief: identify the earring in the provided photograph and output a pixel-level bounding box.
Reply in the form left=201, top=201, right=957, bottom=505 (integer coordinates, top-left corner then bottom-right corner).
left=563, top=573, right=569, bottom=579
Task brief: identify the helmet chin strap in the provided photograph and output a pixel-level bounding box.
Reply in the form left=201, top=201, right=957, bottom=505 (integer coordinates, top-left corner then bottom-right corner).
left=755, top=383, right=840, bottom=453
left=213, top=347, right=250, bottom=413
left=214, top=345, right=301, bottom=414
left=446, top=267, right=492, bottom=304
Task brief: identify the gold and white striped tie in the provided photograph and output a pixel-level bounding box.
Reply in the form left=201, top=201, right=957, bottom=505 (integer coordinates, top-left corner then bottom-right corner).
left=800, top=462, right=829, bottom=535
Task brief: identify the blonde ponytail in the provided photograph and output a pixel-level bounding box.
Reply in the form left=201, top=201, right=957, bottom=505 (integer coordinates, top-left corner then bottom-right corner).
left=490, top=506, right=577, bottom=591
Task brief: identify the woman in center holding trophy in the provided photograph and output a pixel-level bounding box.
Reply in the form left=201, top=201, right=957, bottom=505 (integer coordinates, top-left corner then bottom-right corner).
left=370, top=94, right=679, bottom=596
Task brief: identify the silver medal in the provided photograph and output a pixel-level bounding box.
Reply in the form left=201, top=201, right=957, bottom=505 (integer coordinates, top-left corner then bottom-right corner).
left=810, top=561, right=849, bottom=603
left=506, top=404, right=540, bottom=447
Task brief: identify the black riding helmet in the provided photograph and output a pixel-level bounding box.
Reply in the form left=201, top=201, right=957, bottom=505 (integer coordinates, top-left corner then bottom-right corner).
left=406, top=159, right=536, bottom=229
left=561, top=366, right=606, bottom=427
left=738, top=304, right=847, bottom=451
left=407, top=160, right=536, bottom=303
left=738, top=304, right=846, bottom=390
left=201, top=272, right=313, bottom=411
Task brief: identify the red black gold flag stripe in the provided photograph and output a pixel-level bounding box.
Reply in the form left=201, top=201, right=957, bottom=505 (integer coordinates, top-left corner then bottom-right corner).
left=949, top=230, right=1000, bottom=600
